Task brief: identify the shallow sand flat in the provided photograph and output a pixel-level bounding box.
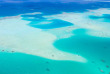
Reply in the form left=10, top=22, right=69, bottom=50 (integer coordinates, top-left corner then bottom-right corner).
left=45, top=26, right=78, bottom=39
left=43, top=8, right=110, bottom=38
left=23, top=12, right=42, bottom=15
left=0, top=16, right=86, bottom=63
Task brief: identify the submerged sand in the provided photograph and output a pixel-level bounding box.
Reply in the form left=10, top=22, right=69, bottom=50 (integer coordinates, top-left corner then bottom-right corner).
left=1, top=8, right=110, bottom=63
left=0, top=15, right=86, bottom=63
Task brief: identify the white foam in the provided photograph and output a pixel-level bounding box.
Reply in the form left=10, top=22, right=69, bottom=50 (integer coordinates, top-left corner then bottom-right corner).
left=0, top=16, right=87, bottom=63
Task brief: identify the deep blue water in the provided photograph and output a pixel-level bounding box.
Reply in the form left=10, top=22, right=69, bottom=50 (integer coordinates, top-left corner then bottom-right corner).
left=0, top=2, right=110, bottom=17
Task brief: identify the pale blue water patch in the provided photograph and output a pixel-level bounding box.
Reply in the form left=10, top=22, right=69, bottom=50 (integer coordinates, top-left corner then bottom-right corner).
left=0, top=52, right=101, bottom=74
left=89, top=14, right=110, bottom=22
left=28, top=19, right=73, bottom=29
left=53, top=29, right=110, bottom=73
left=22, top=14, right=73, bottom=29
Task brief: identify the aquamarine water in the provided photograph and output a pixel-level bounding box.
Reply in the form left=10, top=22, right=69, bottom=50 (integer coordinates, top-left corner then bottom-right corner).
left=0, top=2, right=110, bottom=74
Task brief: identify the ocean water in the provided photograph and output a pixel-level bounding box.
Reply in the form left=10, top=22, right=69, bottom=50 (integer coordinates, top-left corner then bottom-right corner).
left=0, top=2, right=110, bottom=74
left=0, top=52, right=100, bottom=74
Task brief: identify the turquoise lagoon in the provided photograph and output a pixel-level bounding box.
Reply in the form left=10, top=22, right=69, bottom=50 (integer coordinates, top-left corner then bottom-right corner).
left=0, top=2, right=110, bottom=74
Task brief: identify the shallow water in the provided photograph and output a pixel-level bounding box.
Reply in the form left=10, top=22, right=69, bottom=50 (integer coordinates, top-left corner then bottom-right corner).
left=0, top=52, right=100, bottom=74
left=0, top=2, right=110, bottom=74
